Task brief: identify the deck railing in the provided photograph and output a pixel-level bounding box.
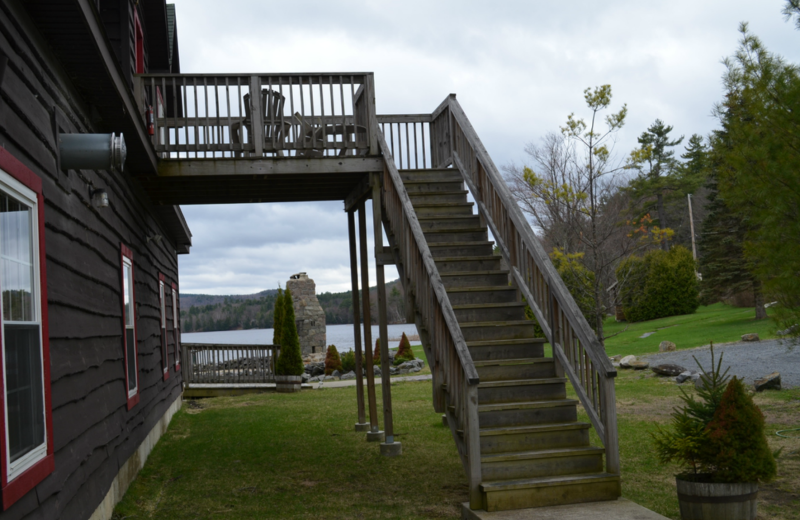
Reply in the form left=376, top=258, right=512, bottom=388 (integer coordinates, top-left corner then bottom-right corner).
left=181, top=343, right=279, bottom=385
left=376, top=132, right=483, bottom=508
left=134, top=73, right=378, bottom=159
left=378, top=96, right=620, bottom=476
left=377, top=115, right=432, bottom=170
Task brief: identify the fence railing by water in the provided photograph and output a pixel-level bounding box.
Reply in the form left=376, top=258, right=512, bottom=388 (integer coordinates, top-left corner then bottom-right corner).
left=181, top=343, right=279, bottom=385
left=134, top=73, right=378, bottom=159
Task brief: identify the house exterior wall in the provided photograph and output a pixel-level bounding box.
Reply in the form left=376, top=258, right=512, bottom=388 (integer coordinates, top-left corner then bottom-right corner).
left=0, top=2, right=182, bottom=518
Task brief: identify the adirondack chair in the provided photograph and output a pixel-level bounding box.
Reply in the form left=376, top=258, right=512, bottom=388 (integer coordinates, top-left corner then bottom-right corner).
left=231, top=89, right=291, bottom=156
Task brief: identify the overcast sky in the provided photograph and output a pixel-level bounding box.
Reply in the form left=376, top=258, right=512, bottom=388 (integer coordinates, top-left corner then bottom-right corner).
left=172, top=0, right=800, bottom=296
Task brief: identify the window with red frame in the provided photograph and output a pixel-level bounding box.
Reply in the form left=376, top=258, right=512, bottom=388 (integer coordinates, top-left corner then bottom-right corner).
left=171, top=282, right=180, bottom=371
left=134, top=9, right=144, bottom=74
left=121, top=245, right=139, bottom=411
left=158, top=274, right=169, bottom=381
left=0, top=149, right=54, bottom=510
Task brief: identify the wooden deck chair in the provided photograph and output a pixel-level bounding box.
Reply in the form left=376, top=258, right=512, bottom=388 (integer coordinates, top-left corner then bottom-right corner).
left=231, top=89, right=292, bottom=156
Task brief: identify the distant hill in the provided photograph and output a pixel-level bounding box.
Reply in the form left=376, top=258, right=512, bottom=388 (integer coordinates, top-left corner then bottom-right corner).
left=179, top=280, right=405, bottom=332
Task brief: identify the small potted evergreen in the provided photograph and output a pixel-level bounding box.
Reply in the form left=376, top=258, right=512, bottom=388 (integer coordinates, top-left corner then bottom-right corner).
left=274, top=288, right=304, bottom=392
left=652, top=346, right=776, bottom=520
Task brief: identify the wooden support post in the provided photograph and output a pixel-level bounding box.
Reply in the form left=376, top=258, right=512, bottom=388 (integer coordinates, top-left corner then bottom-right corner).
left=358, top=201, right=382, bottom=441
left=372, top=173, right=400, bottom=456
left=348, top=209, right=368, bottom=431
left=249, top=75, right=264, bottom=157
left=602, top=379, right=621, bottom=475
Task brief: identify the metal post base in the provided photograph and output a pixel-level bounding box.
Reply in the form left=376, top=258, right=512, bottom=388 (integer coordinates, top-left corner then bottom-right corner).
left=366, top=430, right=385, bottom=442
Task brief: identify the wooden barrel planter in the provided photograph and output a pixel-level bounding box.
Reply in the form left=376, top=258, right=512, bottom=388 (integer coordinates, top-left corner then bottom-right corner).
left=676, top=478, right=758, bottom=520
left=275, top=375, right=302, bottom=393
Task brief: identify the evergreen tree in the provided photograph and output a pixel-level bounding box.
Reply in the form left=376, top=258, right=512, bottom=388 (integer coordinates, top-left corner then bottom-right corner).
left=324, top=345, right=343, bottom=375
left=626, top=119, right=684, bottom=250
left=272, top=287, right=284, bottom=346
left=276, top=288, right=303, bottom=376
left=394, top=332, right=415, bottom=364
left=373, top=338, right=381, bottom=366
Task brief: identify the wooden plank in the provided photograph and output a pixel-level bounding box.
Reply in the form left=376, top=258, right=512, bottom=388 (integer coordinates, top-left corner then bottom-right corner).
left=344, top=174, right=371, bottom=211
left=157, top=157, right=384, bottom=177
left=377, top=114, right=433, bottom=124
left=347, top=210, right=367, bottom=426
left=358, top=203, right=380, bottom=431
left=372, top=173, right=394, bottom=441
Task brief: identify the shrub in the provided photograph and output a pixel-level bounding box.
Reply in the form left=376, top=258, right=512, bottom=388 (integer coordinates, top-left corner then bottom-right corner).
left=550, top=249, right=599, bottom=330
left=617, top=246, right=699, bottom=322
left=275, top=288, right=303, bottom=376
left=393, top=332, right=415, bottom=365
left=341, top=350, right=356, bottom=373
left=373, top=338, right=381, bottom=366
left=272, top=287, right=284, bottom=347
left=324, top=345, right=343, bottom=375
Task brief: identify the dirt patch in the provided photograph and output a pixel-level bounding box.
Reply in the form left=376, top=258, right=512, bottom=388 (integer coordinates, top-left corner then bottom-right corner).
left=614, top=396, right=682, bottom=420
left=185, top=400, right=205, bottom=414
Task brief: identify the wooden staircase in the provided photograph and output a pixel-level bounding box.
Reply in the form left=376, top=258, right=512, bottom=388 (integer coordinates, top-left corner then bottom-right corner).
left=401, top=168, right=620, bottom=511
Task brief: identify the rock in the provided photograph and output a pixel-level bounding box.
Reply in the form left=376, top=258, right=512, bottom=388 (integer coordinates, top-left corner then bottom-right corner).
left=639, top=332, right=655, bottom=339
left=308, top=375, right=322, bottom=383
left=373, top=366, right=381, bottom=376
left=397, top=359, right=424, bottom=371
left=301, top=373, right=310, bottom=383
left=694, top=374, right=710, bottom=390
left=676, top=370, right=696, bottom=384
left=332, top=370, right=341, bottom=378
left=778, top=324, right=798, bottom=336
left=311, top=365, right=324, bottom=377
left=620, top=355, right=637, bottom=368
left=754, top=372, right=781, bottom=391
left=611, top=355, right=623, bottom=362
left=659, top=341, right=677, bottom=352
left=390, top=367, right=400, bottom=375
left=340, top=371, right=356, bottom=381
left=741, top=333, right=760, bottom=342
left=399, top=369, right=410, bottom=375
left=409, top=367, right=421, bottom=373
left=628, top=361, right=650, bottom=370
left=651, top=364, right=686, bottom=377
left=323, top=375, right=337, bottom=382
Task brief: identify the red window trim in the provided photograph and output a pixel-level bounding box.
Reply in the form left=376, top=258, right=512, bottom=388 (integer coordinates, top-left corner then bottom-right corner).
left=134, top=9, right=145, bottom=74
left=121, top=244, right=140, bottom=411
left=0, top=148, right=54, bottom=510
left=172, top=282, right=180, bottom=371
left=158, top=273, right=169, bottom=381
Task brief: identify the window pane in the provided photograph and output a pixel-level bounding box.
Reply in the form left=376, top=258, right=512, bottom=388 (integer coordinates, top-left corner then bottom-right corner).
left=0, top=194, right=34, bottom=322
left=123, top=263, right=133, bottom=328
left=4, top=324, right=44, bottom=462
left=126, top=328, right=137, bottom=392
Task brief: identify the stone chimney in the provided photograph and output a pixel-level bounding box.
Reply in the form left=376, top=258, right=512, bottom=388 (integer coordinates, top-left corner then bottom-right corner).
left=286, top=272, right=326, bottom=355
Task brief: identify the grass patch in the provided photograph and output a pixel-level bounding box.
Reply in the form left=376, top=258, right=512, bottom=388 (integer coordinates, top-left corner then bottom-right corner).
left=603, top=303, right=778, bottom=357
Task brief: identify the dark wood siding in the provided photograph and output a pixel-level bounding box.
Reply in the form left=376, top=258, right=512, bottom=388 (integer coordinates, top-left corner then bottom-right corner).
left=0, top=2, right=182, bottom=519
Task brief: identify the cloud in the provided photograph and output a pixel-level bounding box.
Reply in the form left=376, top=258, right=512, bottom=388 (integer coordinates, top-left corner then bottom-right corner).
left=169, top=0, right=799, bottom=294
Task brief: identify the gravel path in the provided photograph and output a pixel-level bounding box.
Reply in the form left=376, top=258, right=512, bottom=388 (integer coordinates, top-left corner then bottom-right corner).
left=642, top=339, right=800, bottom=388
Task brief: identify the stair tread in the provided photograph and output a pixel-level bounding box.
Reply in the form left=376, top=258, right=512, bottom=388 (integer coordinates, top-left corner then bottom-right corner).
left=480, top=422, right=591, bottom=436
left=428, top=241, right=494, bottom=247
left=468, top=338, right=547, bottom=346
left=460, top=320, right=536, bottom=328
left=412, top=202, right=473, bottom=207
left=480, top=473, right=620, bottom=491
left=481, top=446, right=605, bottom=463
left=478, top=377, right=567, bottom=388
left=452, top=302, right=526, bottom=310
left=446, top=285, right=516, bottom=292
left=409, top=190, right=469, bottom=195
left=478, top=398, right=579, bottom=412
left=423, top=227, right=486, bottom=234
left=404, top=179, right=463, bottom=184
left=473, top=357, right=553, bottom=367
left=440, top=270, right=509, bottom=276
left=417, top=215, right=478, bottom=221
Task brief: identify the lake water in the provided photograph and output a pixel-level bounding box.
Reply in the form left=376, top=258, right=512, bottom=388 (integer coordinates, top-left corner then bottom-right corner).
left=181, top=323, right=419, bottom=352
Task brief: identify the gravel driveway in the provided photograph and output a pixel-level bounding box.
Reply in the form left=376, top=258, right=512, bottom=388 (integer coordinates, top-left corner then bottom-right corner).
left=642, top=338, right=800, bottom=389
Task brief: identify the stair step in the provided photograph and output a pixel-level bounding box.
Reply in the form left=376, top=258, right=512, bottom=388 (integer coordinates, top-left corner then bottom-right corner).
left=480, top=422, right=592, bottom=455
left=452, top=301, right=527, bottom=322
left=475, top=358, right=556, bottom=381
left=400, top=170, right=462, bottom=183
left=403, top=180, right=464, bottom=193
left=447, top=286, right=518, bottom=305
left=478, top=398, right=579, bottom=414
left=417, top=215, right=480, bottom=230
left=459, top=319, right=538, bottom=342
left=481, top=447, right=605, bottom=481
left=423, top=228, right=487, bottom=243
left=468, top=338, right=546, bottom=361
left=412, top=202, right=474, bottom=216
left=478, top=378, right=567, bottom=404
left=428, top=241, right=495, bottom=258
left=440, top=270, right=509, bottom=288
left=480, top=473, right=621, bottom=511
left=408, top=190, right=470, bottom=203
left=435, top=256, right=502, bottom=274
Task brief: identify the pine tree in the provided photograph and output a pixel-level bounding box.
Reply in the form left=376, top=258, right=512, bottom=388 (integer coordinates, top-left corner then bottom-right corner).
left=698, top=172, right=766, bottom=319
left=394, top=332, right=415, bottom=364
left=373, top=338, right=381, bottom=366
left=276, top=288, right=303, bottom=376
left=272, top=287, right=284, bottom=346
left=324, top=345, right=343, bottom=375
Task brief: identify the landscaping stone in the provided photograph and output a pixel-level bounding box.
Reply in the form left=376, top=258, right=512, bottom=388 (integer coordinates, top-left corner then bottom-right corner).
left=676, top=370, right=696, bottom=384
left=397, top=359, right=425, bottom=371
left=323, top=375, right=337, bottom=382
left=309, top=375, right=322, bottom=382
left=409, top=367, right=422, bottom=373
left=741, top=333, right=760, bottom=342
left=301, top=373, right=310, bottom=383
left=332, top=370, right=341, bottom=378
left=694, top=374, right=710, bottom=390
left=628, top=361, right=650, bottom=370
left=754, top=372, right=781, bottom=391
left=620, top=355, right=637, bottom=368
left=610, top=355, right=623, bottom=362
left=659, top=341, right=677, bottom=352
left=651, top=364, right=686, bottom=377
left=374, top=366, right=381, bottom=376
left=778, top=324, right=798, bottom=336
left=340, top=371, right=356, bottom=381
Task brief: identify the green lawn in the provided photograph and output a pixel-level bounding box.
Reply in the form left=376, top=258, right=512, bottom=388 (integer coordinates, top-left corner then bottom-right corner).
left=602, top=303, right=778, bottom=358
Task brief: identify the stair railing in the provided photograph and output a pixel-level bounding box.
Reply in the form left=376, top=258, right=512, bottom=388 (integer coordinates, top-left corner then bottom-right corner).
left=374, top=130, right=484, bottom=509
left=430, top=95, right=620, bottom=475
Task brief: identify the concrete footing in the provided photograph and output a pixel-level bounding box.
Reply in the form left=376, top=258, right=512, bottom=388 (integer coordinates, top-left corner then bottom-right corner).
left=461, top=498, right=669, bottom=520
left=354, top=422, right=370, bottom=432
left=380, top=441, right=402, bottom=457
left=442, top=414, right=448, bottom=426
left=366, top=430, right=385, bottom=442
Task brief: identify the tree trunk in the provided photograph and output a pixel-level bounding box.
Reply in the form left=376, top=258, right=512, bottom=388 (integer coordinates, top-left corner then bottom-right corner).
left=657, top=192, right=668, bottom=251
left=753, top=279, right=767, bottom=320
